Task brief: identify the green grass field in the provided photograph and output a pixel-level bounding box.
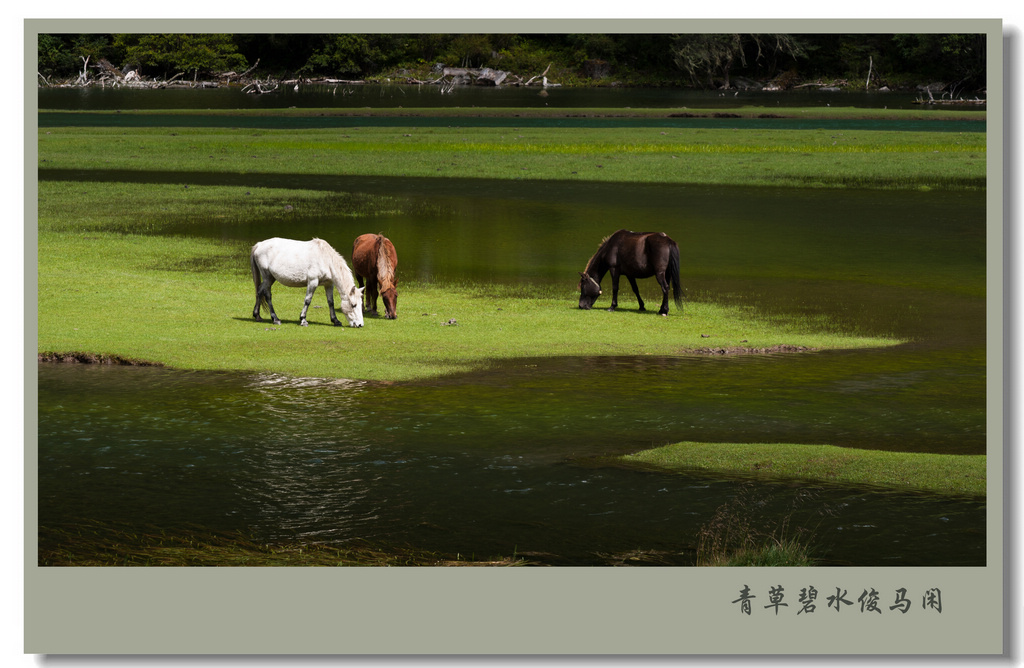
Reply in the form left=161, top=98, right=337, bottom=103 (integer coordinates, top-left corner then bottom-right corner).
left=38, top=108, right=986, bottom=191
left=36, top=219, right=896, bottom=382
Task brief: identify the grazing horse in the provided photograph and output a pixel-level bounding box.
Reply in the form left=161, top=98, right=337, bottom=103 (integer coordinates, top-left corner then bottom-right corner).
left=578, top=229, right=683, bottom=316
left=250, top=237, right=364, bottom=327
left=352, top=233, right=399, bottom=319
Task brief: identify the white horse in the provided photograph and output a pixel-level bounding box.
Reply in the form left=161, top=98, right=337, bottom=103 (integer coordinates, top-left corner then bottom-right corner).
left=250, top=237, right=365, bottom=328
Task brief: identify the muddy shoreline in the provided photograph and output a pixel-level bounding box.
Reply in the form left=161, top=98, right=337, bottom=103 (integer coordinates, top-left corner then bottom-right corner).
left=38, top=344, right=816, bottom=369
left=38, top=351, right=164, bottom=366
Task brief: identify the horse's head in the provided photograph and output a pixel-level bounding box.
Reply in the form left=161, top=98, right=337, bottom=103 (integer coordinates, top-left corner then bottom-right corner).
left=340, top=285, right=365, bottom=327
left=381, top=286, right=398, bottom=320
left=578, top=272, right=602, bottom=310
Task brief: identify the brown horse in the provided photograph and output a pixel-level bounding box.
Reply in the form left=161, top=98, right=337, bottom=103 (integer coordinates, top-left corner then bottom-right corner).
left=352, top=233, right=399, bottom=319
left=578, top=229, right=683, bottom=316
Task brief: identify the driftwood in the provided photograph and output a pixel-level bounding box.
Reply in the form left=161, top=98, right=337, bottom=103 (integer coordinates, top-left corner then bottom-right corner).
left=913, top=87, right=986, bottom=105
left=41, top=60, right=561, bottom=91
left=523, top=63, right=551, bottom=86
left=793, top=80, right=849, bottom=89
left=475, top=67, right=507, bottom=86
left=436, top=63, right=555, bottom=89
left=242, top=79, right=279, bottom=95
left=76, top=55, right=90, bottom=85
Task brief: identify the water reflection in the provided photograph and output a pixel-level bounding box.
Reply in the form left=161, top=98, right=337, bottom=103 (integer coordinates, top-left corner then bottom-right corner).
left=37, top=358, right=986, bottom=566
left=39, top=84, right=970, bottom=112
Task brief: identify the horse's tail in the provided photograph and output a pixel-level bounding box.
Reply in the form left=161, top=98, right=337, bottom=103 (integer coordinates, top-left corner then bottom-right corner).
left=668, top=243, right=683, bottom=310
left=376, top=235, right=395, bottom=291
left=250, top=245, right=267, bottom=315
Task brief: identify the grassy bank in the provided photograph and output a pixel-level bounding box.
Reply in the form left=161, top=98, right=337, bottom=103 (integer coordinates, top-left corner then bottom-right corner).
left=38, top=113, right=985, bottom=191
left=35, top=230, right=892, bottom=382
left=620, top=441, right=986, bottom=497
left=36, top=181, right=900, bottom=382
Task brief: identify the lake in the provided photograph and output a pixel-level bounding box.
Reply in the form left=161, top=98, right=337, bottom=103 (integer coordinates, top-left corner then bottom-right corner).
left=35, top=87, right=989, bottom=566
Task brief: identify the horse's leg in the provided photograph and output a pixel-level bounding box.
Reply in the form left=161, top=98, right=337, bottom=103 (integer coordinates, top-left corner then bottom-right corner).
left=298, top=279, right=319, bottom=326
left=655, top=271, right=671, bottom=315
left=252, top=279, right=263, bottom=322
left=626, top=276, right=646, bottom=312
left=368, top=278, right=379, bottom=314
left=356, top=275, right=366, bottom=311
left=256, top=276, right=282, bottom=325
left=607, top=269, right=620, bottom=311
left=324, top=284, right=342, bottom=326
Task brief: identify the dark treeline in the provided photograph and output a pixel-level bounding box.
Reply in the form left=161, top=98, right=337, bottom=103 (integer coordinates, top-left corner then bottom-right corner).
left=37, top=33, right=987, bottom=92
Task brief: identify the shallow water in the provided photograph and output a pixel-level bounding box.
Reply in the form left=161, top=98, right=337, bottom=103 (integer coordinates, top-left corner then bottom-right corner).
left=37, top=361, right=986, bottom=566
left=38, top=83, right=980, bottom=112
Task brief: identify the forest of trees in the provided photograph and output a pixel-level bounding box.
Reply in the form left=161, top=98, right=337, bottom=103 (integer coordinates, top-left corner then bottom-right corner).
left=36, top=32, right=988, bottom=93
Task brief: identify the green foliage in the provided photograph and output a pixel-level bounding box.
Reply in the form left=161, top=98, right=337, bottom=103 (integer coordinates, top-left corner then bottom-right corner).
left=671, top=33, right=809, bottom=88
left=36, top=32, right=988, bottom=89
left=299, top=34, right=407, bottom=77
left=834, top=34, right=891, bottom=79
left=111, top=33, right=248, bottom=76
left=37, top=34, right=75, bottom=76
left=441, top=34, right=494, bottom=68
left=672, top=34, right=744, bottom=87
left=892, top=33, right=986, bottom=88
left=37, top=33, right=113, bottom=77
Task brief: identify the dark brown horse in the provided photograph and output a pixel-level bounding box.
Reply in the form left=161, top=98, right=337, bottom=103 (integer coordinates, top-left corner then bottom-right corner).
left=578, top=229, right=683, bottom=315
left=352, top=233, right=399, bottom=319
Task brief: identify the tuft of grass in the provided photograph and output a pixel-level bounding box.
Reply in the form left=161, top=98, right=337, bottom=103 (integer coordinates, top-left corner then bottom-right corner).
left=621, top=441, right=986, bottom=497
left=695, top=485, right=820, bottom=567
left=712, top=540, right=816, bottom=567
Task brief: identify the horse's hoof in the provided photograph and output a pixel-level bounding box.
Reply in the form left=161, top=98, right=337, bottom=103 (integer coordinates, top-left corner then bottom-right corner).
left=300, top=321, right=309, bottom=327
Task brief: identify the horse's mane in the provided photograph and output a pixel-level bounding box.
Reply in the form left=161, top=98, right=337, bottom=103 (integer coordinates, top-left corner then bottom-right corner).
left=312, top=237, right=355, bottom=286
left=582, top=231, right=618, bottom=276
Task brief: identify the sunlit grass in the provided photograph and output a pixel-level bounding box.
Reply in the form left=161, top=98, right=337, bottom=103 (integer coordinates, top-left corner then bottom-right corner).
left=38, top=228, right=896, bottom=382
left=39, top=121, right=986, bottom=191
left=621, top=441, right=986, bottom=497
left=36, top=180, right=903, bottom=382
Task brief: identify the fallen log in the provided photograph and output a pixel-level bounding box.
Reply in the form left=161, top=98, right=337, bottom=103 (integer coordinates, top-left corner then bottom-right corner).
left=474, top=67, right=507, bottom=86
